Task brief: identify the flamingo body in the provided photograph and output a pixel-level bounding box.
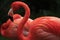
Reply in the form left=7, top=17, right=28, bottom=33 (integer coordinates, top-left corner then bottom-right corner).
left=28, top=16, right=60, bottom=40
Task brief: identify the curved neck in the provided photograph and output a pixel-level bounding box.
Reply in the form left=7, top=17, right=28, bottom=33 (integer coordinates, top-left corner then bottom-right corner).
left=13, top=1, right=30, bottom=39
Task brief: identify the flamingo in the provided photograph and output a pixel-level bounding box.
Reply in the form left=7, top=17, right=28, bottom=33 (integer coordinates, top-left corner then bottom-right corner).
left=1, top=1, right=60, bottom=40
left=1, top=1, right=32, bottom=40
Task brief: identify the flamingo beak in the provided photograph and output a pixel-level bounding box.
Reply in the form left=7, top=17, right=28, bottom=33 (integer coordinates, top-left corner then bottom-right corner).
left=8, top=8, right=14, bottom=21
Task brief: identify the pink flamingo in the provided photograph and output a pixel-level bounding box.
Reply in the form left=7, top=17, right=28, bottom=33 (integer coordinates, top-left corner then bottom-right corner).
left=1, top=1, right=60, bottom=40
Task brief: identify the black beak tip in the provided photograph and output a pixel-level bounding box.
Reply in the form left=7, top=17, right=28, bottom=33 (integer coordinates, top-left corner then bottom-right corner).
left=8, top=16, right=13, bottom=21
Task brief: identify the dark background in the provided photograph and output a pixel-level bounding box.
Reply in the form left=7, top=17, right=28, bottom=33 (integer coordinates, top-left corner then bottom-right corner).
left=0, top=0, right=60, bottom=40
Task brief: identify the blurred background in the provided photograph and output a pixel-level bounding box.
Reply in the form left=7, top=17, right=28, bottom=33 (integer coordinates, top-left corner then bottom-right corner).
left=0, top=0, right=60, bottom=40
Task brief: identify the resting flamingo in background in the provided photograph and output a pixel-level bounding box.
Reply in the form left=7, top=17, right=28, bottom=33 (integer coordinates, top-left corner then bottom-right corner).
left=1, top=1, right=32, bottom=40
